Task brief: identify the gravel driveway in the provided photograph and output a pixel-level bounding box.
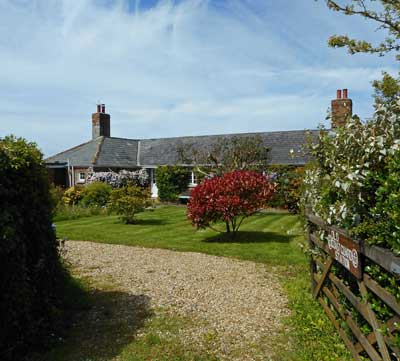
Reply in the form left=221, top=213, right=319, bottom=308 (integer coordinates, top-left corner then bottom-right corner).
left=64, top=241, right=289, bottom=360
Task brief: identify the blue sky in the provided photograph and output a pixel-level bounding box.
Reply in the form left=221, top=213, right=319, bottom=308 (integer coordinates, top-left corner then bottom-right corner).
left=0, top=0, right=398, bottom=156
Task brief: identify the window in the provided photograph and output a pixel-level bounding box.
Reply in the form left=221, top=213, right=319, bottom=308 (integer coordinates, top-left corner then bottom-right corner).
left=77, top=172, right=86, bottom=183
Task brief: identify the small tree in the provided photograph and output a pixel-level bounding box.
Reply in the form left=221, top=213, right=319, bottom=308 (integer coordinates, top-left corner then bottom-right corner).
left=109, top=184, right=151, bottom=224
left=187, top=170, right=275, bottom=237
left=177, top=135, right=270, bottom=177
left=155, top=166, right=189, bottom=202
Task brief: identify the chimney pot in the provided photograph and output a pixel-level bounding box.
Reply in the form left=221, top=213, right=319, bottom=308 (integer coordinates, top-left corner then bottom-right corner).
left=331, top=89, right=352, bottom=129
left=92, top=105, right=110, bottom=139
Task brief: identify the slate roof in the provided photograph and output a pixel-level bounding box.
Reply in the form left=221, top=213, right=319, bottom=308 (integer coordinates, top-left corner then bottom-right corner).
left=45, top=130, right=319, bottom=168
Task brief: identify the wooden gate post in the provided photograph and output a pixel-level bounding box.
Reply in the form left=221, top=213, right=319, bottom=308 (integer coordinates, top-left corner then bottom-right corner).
left=307, top=225, right=317, bottom=295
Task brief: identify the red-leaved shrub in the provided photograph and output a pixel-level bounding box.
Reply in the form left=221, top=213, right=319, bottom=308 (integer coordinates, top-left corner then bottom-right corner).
left=187, top=170, right=275, bottom=235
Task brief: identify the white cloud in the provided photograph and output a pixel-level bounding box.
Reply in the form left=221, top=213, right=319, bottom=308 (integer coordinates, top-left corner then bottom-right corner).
left=0, top=0, right=397, bottom=156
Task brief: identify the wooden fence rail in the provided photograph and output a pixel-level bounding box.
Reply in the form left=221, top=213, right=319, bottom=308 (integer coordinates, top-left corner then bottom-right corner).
left=306, top=213, right=400, bottom=361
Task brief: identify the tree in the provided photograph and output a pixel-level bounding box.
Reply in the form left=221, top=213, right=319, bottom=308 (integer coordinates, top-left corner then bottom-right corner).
left=372, top=71, right=400, bottom=104
left=187, top=170, right=275, bottom=237
left=324, top=0, right=400, bottom=61
left=108, top=184, right=151, bottom=224
left=177, top=135, right=270, bottom=177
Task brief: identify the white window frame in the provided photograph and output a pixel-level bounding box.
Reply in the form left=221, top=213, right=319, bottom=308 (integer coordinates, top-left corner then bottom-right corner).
left=189, top=171, right=197, bottom=187
left=77, top=172, right=86, bottom=183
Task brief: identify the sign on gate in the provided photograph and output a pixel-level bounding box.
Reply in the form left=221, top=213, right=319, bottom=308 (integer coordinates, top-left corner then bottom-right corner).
left=327, top=229, right=362, bottom=279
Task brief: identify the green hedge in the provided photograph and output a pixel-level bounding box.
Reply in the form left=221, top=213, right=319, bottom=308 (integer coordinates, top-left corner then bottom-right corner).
left=303, top=97, right=400, bottom=253
left=155, top=166, right=189, bottom=202
left=0, top=136, right=63, bottom=360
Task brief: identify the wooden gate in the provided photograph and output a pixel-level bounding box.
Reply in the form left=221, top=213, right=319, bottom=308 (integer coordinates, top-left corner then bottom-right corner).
left=306, top=213, right=400, bottom=360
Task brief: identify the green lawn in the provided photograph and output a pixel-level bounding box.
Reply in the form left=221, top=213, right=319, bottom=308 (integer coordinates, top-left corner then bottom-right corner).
left=56, top=206, right=304, bottom=266
left=53, top=206, right=351, bottom=361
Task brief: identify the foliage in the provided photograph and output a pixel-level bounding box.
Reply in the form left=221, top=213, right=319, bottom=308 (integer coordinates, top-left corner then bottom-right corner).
left=62, top=185, right=84, bottom=206
left=0, top=135, right=64, bottom=360
left=373, top=71, right=400, bottom=105
left=325, top=0, right=400, bottom=61
left=81, top=182, right=112, bottom=207
left=49, top=183, right=65, bottom=211
left=268, top=165, right=304, bottom=213
left=108, top=184, right=151, bottom=224
left=177, top=135, right=270, bottom=176
left=359, top=150, right=400, bottom=251
left=188, top=170, right=275, bottom=236
left=86, top=168, right=149, bottom=188
left=302, top=97, right=400, bottom=253
left=53, top=204, right=106, bottom=222
left=155, top=166, right=189, bottom=202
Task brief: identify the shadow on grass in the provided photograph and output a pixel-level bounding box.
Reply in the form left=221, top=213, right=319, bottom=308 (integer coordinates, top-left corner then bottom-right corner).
left=133, top=218, right=167, bottom=226
left=29, top=288, right=152, bottom=361
left=112, top=218, right=167, bottom=226
left=202, top=231, right=295, bottom=244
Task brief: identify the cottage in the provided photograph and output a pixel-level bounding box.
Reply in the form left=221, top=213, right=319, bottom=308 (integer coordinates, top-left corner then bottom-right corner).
left=45, top=90, right=352, bottom=197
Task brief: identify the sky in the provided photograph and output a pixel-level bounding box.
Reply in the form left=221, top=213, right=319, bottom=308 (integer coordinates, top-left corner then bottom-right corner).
left=0, top=0, right=398, bottom=157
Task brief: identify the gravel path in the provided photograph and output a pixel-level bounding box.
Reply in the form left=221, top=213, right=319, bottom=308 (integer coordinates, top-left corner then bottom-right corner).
left=64, top=241, right=289, bottom=360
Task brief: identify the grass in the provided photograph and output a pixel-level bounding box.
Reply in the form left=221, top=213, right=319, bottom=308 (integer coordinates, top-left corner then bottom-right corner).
left=53, top=206, right=351, bottom=361
left=56, top=206, right=304, bottom=266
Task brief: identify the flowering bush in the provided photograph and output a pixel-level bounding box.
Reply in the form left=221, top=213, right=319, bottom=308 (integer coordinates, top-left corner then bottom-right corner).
left=303, top=97, right=400, bottom=253
left=86, top=168, right=149, bottom=188
left=62, top=185, right=84, bottom=205
left=187, top=170, right=275, bottom=236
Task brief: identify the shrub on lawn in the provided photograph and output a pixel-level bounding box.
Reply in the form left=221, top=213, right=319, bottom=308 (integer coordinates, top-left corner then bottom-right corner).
left=109, top=183, right=151, bottom=224
left=81, top=181, right=112, bottom=207
left=0, top=135, right=64, bottom=360
left=187, top=170, right=275, bottom=237
left=155, top=166, right=188, bottom=202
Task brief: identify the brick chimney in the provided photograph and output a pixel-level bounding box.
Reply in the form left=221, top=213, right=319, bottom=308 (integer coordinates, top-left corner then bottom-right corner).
left=331, top=89, right=352, bottom=129
left=92, top=104, right=110, bottom=139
